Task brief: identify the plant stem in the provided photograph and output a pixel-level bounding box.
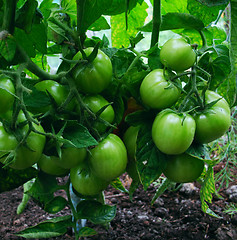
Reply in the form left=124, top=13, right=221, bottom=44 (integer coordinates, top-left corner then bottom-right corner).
left=150, top=0, right=161, bottom=48
left=2, top=0, right=17, bottom=34
left=199, top=30, right=208, bottom=50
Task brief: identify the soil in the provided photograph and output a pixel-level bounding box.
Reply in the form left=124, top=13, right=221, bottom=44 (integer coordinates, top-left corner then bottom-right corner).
left=0, top=174, right=236, bottom=240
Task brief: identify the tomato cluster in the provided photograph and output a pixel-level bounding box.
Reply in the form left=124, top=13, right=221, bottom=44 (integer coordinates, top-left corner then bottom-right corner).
left=123, top=38, right=231, bottom=184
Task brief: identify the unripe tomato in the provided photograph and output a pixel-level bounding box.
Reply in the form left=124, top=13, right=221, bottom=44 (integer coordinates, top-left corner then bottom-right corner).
left=140, top=69, right=180, bottom=109
left=193, top=90, right=231, bottom=143
left=163, top=153, right=204, bottom=183
left=37, top=154, right=69, bottom=176
left=89, top=134, right=128, bottom=181
left=33, top=80, right=74, bottom=113
left=0, top=75, right=15, bottom=115
left=83, top=94, right=115, bottom=133
left=70, top=162, right=109, bottom=196
left=160, top=38, right=196, bottom=71
left=152, top=110, right=196, bottom=155
left=72, top=48, right=112, bottom=94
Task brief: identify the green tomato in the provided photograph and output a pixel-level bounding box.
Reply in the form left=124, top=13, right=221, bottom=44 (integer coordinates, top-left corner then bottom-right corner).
left=0, top=75, right=15, bottom=115
left=89, top=134, right=128, bottom=181
left=123, top=126, right=140, bottom=182
left=160, top=38, right=196, bottom=71
left=83, top=94, right=115, bottom=133
left=33, top=80, right=74, bottom=113
left=163, top=153, right=204, bottom=183
left=70, top=161, right=109, bottom=196
left=72, top=48, right=112, bottom=94
left=152, top=110, right=196, bottom=155
left=55, top=147, right=87, bottom=169
left=140, top=69, right=180, bottom=109
left=193, top=90, right=231, bottom=143
left=37, top=154, right=69, bottom=176
left=0, top=113, right=46, bottom=170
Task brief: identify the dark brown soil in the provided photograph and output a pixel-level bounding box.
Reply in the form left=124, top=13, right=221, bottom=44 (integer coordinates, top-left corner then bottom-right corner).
left=0, top=173, right=236, bottom=240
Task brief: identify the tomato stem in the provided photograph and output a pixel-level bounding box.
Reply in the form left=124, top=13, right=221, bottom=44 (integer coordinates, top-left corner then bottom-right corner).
left=150, top=0, right=161, bottom=48
left=2, top=0, right=16, bottom=34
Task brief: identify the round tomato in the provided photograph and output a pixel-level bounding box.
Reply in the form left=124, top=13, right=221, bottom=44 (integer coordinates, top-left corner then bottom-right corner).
left=193, top=90, right=231, bottom=143
left=123, top=126, right=140, bottom=182
left=0, top=112, right=46, bottom=169
left=163, top=153, right=204, bottom=183
left=70, top=162, right=109, bottom=196
left=72, top=48, right=112, bottom=94
left=83, top=94, right=115, bottom=133
left=89, top=134, right=128, bottom=181
left=0, top=75, right=15, bottom=115
left=160, top=38, right=196, bottom=71
left=140, top=69, right=180, bottom=109
left=37, top=154, right=69, bottom=176
left=55, top=147, right=87, bottom=169
left=33, top=80, right=74, bottom=113
left=152, top=110, right=196, bottom=155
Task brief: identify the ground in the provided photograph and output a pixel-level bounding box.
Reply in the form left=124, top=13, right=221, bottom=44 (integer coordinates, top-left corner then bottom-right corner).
left=0, top=173, right=236, bottom=240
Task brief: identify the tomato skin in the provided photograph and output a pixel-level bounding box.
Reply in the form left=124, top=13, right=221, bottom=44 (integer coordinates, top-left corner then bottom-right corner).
left=123, top=126, right=140, bottom=182
left=140, top=69, right=180, bottom=109
left=163, top=153, right=204, bottom=183
left=55, top=147, right=87, bottom=169
left=160, top=38, right=196, bottom=71
left=38, top=154, right=69, bottom=176
left=193, top=90, right=231, bottom=143
left=152, top=110, right=196, bottom=155
left=89, top=134, right=128, bottom=181
left=0, top=75, right=15, bottom=115
left=83, top=94, right=115, bottom=133
left=0, top=115, right=46, bottom=170
left=72, top=48, right=112, bottom=94
left=33, top=80, right=74, bottom=113
left=70, top=162, right=109, bottom=196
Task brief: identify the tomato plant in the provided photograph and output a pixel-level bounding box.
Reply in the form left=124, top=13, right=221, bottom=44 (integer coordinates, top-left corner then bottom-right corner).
left=193, top=90, right=231, bottom=143
left=0, top=75, right=15, bottom=115
left=70, top=161, right=109, bottom=196
left=163, top=153, right=204, bottom=183
left=72, top=48, right=112, bottom=94
left=152, top=109, right=196, bottom=155
left=160, top=38, right=196, bottom=71
left=139, top=69, right=180, bottom=109
left=89, top=134, right=128, bottom=181
left=83, top=94, right=115, bottom=133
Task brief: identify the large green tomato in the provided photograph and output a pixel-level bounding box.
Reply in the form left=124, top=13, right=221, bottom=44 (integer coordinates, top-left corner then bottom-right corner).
left=72, top=48, right=112, bottom=94
left=0, top=75, right=15, bottom=115
left=89, top=134, right=128, bottom=181
left=163, top=153, right=204, bottom=183
left=83, top=94, right=115, bottom=133
left=140, top=69, right=180, bottom=109
left=37, top=154, right=69, bottom=176
left=123, top=126, right=140, bottom=182
left=160, top=38, right=196, bottom=71
left=70, top=162, right=109, bottom=196
left=152, top=110, right=196, bottom=155
left=33, top=80, right=74, bottom=113
left=55, top=147, right=87, bottom=169
left=193, top=90, right=231, bottom=143
left=0, top=112, right=46, bottom=169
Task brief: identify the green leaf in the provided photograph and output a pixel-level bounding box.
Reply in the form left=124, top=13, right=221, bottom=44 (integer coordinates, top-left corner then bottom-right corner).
left=140, top=12, right=205, bottom=32
left=78, top=227, right=97, bottom=237
left=111, top=177, right=129, bottom=193
left=194, top=0, right=230, bottom=7
left=161, top=0, right=189, bottom=14
left=200, top=165, right=222, bottom=218
left=187, top=0, right=228, bottom=26
left=16, top=215, right=72, bottom=238
left=63, top=122, right=98, bottom=148
left=0, top=163, right=38, bottom=193
left=0, top=34, right=16, bottom=62
left=186, top=143, right=211, bottom=160
left=77, top=200, right=116, bottom=224
left=136, top=123, right=166, bottom=190
left=44, top=196, right=68, bottom=214
left=39, top=0, right=59, bottom=19
left=89, top=16, right=110, bottom=31
left=111, top=1, right=148, bottom=48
